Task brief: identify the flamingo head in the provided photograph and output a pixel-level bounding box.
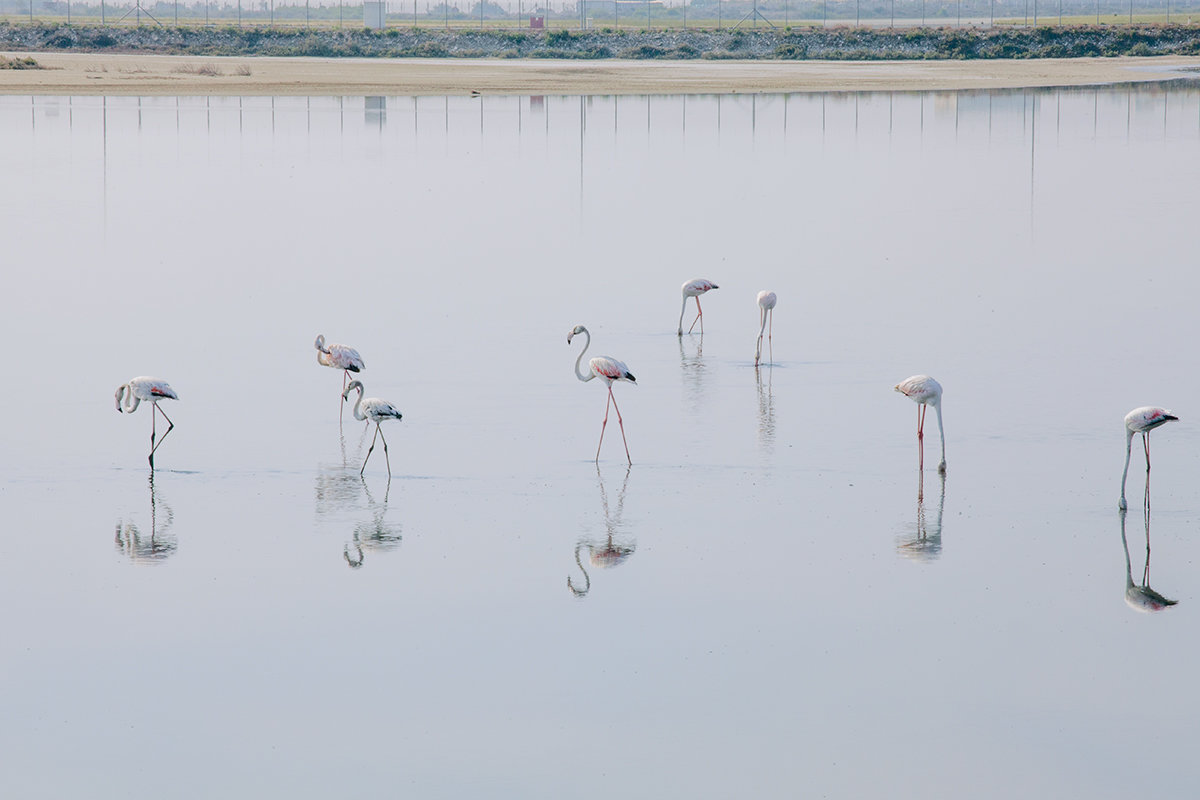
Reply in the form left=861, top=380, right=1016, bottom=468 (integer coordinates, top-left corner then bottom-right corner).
left=343, top=380, right=364, bottom=401
left=567, top=325, right=587, bottom=344
left=314, top=334, right=327, bottom=353
left=114, top=384, right=127, bottom=413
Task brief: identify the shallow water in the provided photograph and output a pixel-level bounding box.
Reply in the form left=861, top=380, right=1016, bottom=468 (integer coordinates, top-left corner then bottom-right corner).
left=3, top=83, right=1200, bottom=797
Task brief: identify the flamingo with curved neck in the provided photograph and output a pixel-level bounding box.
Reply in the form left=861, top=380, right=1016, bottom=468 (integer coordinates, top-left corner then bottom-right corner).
left=568, top=325, right=636, bottom=465
left=342, top=380, right=403, bottom=477
left=1119, top=406, right=1177, bottom=511
left=114, top=376, right=179, bottom=469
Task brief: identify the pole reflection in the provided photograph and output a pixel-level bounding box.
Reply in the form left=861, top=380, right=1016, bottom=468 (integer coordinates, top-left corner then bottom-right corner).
left=896, top=470, right=944, bottom=563
left=114, top=472, right=177, bottom=563
left=568, top=465, right=636, bottom=598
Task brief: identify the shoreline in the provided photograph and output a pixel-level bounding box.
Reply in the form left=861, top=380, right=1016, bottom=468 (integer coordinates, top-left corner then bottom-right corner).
left=3, top=52, right=1199, bottom=95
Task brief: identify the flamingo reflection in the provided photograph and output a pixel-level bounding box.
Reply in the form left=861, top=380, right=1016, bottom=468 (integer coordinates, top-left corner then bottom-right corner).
left=1120, top=479, right=1177, bottom=613
left=568, top=466, right=636, bottom=597
left=344, top=477, right=403, bottom=569
left=896, top=470, right=945, bottom=563
left=756, top=364, right=776, bottom=454
left=115, top=472, right=177, bottom=563
left=678, top=332, right=708, bottom=410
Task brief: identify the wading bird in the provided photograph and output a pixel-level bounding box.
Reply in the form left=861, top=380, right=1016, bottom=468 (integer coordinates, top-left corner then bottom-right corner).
left=343, top=380, right=403, bottom=477
left=115, top=376, right=179, bottom=469
left=894, top=375, right=945, bottom=474
left=568, top=325, right=636, bottom=464
left=755, top=290, right=777, bottom=366
left=315, top=334, right=365, bottom=409
left=678, top=279, right=719, bottom=336
left=1119, top=406, right=1178, bottom=511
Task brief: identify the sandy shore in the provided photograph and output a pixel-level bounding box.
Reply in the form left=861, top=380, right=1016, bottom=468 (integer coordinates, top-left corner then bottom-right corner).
left=3, top=51, right=1198, bottom=95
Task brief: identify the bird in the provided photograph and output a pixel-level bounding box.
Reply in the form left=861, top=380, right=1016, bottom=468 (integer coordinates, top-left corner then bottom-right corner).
left=115, top=376, right=179, bottom=469
left=568, top=325, right=636, bottom=464
left=894, top=375, right=945, bottom=474
left=678, top=278, right=719, bottom=336
left=1119, top=406, right=1178, bottom=511
left=755, top=290, right=777, bottom=366
left=315, top=334, right=365, bottom=412
left=342, top=380, right=403, bottom=477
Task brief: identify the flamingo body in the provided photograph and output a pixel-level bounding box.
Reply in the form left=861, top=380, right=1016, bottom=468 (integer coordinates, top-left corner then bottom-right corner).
left=755, top=290, right=777, bottom=366
left=343, top=380, right=403, bottom=477
left=678, top=278, right=719, bottom=335
left=1119, top=406, right=1178, bottom=510
left=315, top=334, right=364, bottom=373
left=568, top=325, right=636, bottom=464
left=115, top=377, right=179, bottom=468
left=895, top=374, right=946, bottom=474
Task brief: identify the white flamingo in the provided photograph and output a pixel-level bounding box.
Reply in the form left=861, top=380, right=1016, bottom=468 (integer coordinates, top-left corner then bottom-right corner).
left=754, top=290, right=777, bottom=366
left=568, top=325, right=636, bottom=465
left=678, top=278, right=719, bottom=336
left=315, top=334, right=365, bottom=411
left=894, top=375, right=945, bottom=474
left=1119, top=406, right=1178, bottom=511
left=115, top=377, right=179, bottom=469
left=342, top=380, right=403, bottom=477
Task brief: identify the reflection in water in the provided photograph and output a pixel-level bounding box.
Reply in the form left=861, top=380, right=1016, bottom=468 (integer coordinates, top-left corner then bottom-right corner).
left=344, top=477, right=402, bottom=570
left=679, top=333, right=708, bottom=408
left=568, top=466, right=636, bottom=597
left=755, top=365, right=776, bottom=455
left=896, top=471, right=944, bottom=563
left=115, top=472, right=176, bottom=563
left=1120, top=481, right=1177, bottom=613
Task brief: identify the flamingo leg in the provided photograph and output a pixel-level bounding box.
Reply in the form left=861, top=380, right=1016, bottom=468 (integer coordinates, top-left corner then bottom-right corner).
left=608, top=386, right=632, bottom=465
left=148, top=403, right=176, bottom=467
left=596, top=390, right=613, bottom=462
left=1143, top=434, right=1152, bottom=510
left=688, top=297, right=704, bottom=334
left=768, top=308, right=773, bottom=364
left=917, top=404, right=926, bottom=472
left=362, top=423, right=380, bottom=476
left=755, top=307, right=765, bottom=366
left=379, top=426, right=392, bottom=478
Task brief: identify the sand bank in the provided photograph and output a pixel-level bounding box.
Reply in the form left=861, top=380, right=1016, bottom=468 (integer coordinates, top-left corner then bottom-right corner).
left=2, top=51, right=1198, bottom=95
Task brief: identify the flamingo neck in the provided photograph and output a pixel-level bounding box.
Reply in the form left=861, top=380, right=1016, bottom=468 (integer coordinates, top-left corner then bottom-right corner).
left=573, top=329, right=594, bottom=383
left=123, top=386, right=142, bottom=414
left=350, top=390, right=367, bottom=421
left=1120, top=428, right=1135, bottom=508
left=677, top=296, right=688, bottom=335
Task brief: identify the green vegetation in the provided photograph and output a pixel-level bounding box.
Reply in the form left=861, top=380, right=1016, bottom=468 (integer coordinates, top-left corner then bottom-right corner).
left=1, top=21, right=1199, bottom=60
left=0, top=53, right=39, bottom=67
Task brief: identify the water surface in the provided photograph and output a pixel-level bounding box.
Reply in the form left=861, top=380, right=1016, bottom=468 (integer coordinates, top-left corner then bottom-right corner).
left=3, top=84, right=1200, bottom=798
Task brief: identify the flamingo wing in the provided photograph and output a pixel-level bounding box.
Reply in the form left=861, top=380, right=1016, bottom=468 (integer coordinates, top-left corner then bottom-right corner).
left=591, top=356, right=635, bottom=384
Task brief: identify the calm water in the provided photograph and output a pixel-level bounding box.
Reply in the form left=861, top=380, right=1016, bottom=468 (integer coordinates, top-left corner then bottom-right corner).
left=3, top=83, right=1200, bottom=797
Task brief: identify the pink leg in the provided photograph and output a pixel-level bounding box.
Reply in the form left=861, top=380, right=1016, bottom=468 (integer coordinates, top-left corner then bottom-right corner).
left=688, top=297, right=704, bottom=334
left=917, top=404, right=926, bottom=472
left=608, top=387, right=632, bottom=465
left=768, top=309, right=773, bottom=363
left=595, top=390, right=613, bottom=462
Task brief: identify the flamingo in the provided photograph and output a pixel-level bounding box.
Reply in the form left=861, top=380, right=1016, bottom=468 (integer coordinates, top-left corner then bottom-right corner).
left=894, top=375, right=945, bottom=474
left=678, top=278, right=719, bottom=336
left=342, top=380, right=403, bottom=477
left=315, top=334, right=365, bottom=409
left=754, top=290, right=777, bottom=366
left=1119, top=406, right=1178, bottom=511
left=115, top=376, right=179, bottom=469
left=568, top=325, right=636, bottom=464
